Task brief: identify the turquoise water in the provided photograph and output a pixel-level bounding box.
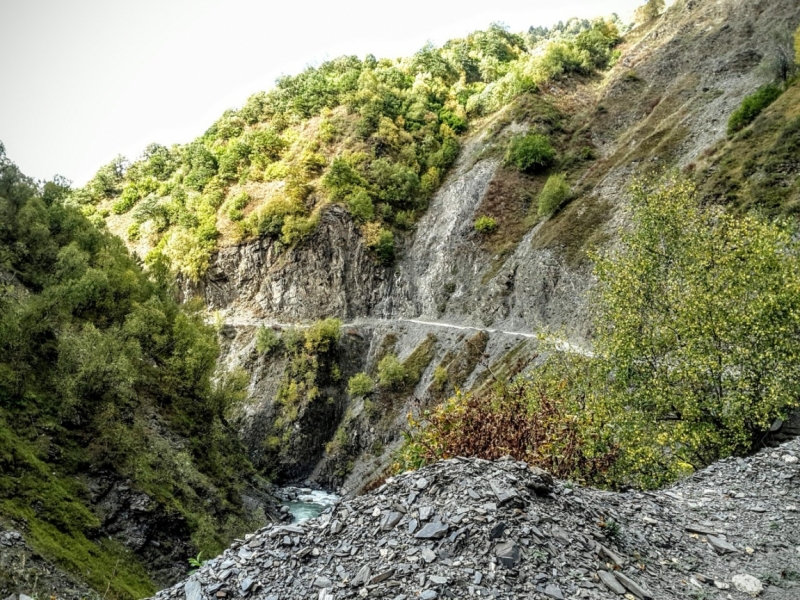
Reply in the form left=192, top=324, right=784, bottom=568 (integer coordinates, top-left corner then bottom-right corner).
left=284, top=489, right=339, bottom=523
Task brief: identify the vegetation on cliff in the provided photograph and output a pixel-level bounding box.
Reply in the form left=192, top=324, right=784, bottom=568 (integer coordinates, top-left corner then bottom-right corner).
left=0, top=146, right=262, bottom=598
left=74, top=19, right=621, bottom=280
left=398, top=175, right=800, bottom=489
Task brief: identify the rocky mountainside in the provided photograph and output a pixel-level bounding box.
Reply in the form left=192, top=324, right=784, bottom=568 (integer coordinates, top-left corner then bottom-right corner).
left=201, top=0, right=800, bottom=493
left=149, top=437, right=800, bottom=600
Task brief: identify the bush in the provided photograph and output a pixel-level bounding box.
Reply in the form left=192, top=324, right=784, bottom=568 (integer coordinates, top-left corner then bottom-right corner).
left=304, top=318, right=342, bottom=353
left=727, top=84, right=783, bottom=135
left=474, top=215, right=498, bottom=233
left=504, top=133, right=556, bottom=173
left=593, top=176, right=800, bottom=487
left=537, top=173, right=570, bottom=217
left=377, top=354, right=406, bottom=389
left=396, top=375, right=617, bottom=482
left=348, top=372, right=374, bottom=397
left=346, top=188, right=374, bottom=222
left=255, top=326, right=281, bottom=355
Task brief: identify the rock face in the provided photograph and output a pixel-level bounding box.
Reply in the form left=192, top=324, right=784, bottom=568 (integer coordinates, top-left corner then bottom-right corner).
left=150, top=438, right=800, bottom=600
left=194, top=0, right=800, bottom=492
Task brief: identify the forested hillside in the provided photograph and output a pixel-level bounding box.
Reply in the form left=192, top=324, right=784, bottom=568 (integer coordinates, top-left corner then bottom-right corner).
left=74, top=19, right=622, bottom=279
left=0, top=145, right=269, bottom=598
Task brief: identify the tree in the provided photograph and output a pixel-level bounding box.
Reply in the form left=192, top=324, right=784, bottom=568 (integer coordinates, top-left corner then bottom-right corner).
left=593, top=176, right=800, bottom=485
left=504, top=133, right=556, bottom=173
left=537, top=173, right=570, bottom=217
left=635, top=0, right=664, bottom=25
left=348, top=372, right=374, bottom=397
left=377, top=354, right=406, bottom=389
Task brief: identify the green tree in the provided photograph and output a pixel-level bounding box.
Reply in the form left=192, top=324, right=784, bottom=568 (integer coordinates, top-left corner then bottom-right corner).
left=377, top=354, right=406, bottom=389
left=593, top=176, right=800, bottom=486
left=504, top=133, right=556, bottom=173
left=348, top=372, right=374, bottom=397
left=636, top=0, right=665, bottom=25
left=537, top=173, right=570, bottom=217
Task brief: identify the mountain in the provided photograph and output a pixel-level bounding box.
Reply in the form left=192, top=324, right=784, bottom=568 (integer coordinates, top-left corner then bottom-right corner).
left=2, top=0, right=800, bottom=597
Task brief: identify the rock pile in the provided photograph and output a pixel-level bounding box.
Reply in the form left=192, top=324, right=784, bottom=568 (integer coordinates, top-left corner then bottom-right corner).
left=153, top=438, right=799, bottom=600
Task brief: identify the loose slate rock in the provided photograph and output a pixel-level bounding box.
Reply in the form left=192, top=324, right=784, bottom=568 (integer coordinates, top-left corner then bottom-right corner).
left=732, top=574, right=763, bottom=596
left=614, top=572, right=654, bottom=600
left=495, top=540, right=521, bottom=568
left=544, top=584, right=564, bottom=600
left=414, top=522, right=449, bottom=539
left=707, top=535, right=739, bottom=554
left=598, top=570, right=626, bottom=594
left=184, top=579, right=202, bottom=600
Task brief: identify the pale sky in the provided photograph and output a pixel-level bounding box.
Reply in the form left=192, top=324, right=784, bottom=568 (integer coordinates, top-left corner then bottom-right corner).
left=0, top=0, right=649, bottom=186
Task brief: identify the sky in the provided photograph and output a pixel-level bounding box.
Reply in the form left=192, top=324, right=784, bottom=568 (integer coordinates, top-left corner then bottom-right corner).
left=0, top=0, right=649, bottom=186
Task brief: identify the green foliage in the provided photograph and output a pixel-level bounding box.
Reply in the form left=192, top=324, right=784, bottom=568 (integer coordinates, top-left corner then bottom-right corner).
left=377, top=354, right=407, bottom=389
left=474, top=215, right=498, bottom=234
left=304, top=318, right=342, bottom=353
left=593, top=176, right=800, bottom=487
left=76, top=18, right=621, bottom=278
left=347, top=372, right=374, bottom=397
left=0, top=148, right=260, bottom=597
left=256, top=326, right=281, bottom=355
left=505, top=133, right=556, bottom=173
left=727, top=83, right=783, bottom=135
left=636, top=0, right=665, bottom=25
left=538, top=173, right=570, bottom=217
left=346, top=189, right=374, bottom=222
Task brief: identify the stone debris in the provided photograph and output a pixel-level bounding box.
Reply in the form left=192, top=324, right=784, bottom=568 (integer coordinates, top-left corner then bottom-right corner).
left=151, top=439, right=800, bottom=600
left=731, top=574, right=763, bottom=596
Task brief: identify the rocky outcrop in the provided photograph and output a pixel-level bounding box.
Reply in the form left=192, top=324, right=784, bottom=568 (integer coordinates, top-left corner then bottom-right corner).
left=150, top=437, right=800, bottom=599
left=197, top=0, right=800, bottom=492
left=187, top=206, right=392, bottom=323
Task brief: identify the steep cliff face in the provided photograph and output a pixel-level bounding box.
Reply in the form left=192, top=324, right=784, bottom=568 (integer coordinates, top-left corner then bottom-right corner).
left=197, top=0, right=800, bottom=492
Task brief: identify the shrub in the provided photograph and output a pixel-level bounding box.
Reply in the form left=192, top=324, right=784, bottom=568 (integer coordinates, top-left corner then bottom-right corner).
left=537, top=173, right=570, bottom=217
left=593, top=176, right=800, bottom=487
left=727, top=84, right=783, bottom=135
left=255, top=326, right=281, bottom=355
left=304, top=318, right=342, bottom=353
left=473, top=215, right=498, bottom=233
left=377, top=354, right=406, bottom=389
left=280, top=213, right=319, bottom=246
left=636, top=0, right=665, bottom=24
left=346, top=189, right=374, bottom=222
left=504, top=133, right=556, bottom=173
left=396, top=375, right=617, bottom=482
left=348, top=372, right=374, bottom=397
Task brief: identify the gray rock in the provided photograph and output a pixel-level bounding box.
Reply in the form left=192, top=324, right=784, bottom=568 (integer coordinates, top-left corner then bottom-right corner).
left=614, top=573, right=654, bottom=600
left=369, top=569, right=395, bottom=585
left=381, top=511, right=403, bottom=530
left=495, top=540, right=521, bottom=568
left=351, top=565, right=371, bottom=586
left=732, top=574, right=763, bottom=596
left=489, top=521, right=506, bottom=540
left=414, top=522, right=449, bottom=539
left=184, top=579, right=202, bottom=600
left=240, top=577, right=255, bottom=593
left=544, top=584, right=564, bottom=600
left=707, top=535, right=739, bottom=554
left=598, top=570, right=626, bottom=594
left=421, top=548, right=437, bottom=563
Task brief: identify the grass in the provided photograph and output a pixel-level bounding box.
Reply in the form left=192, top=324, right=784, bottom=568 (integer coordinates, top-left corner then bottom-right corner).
left=531, top=193, right=612, bottom=266
left=696, top=83, right=800, bottom=216
left=0, top=422, right=155, bottom=599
